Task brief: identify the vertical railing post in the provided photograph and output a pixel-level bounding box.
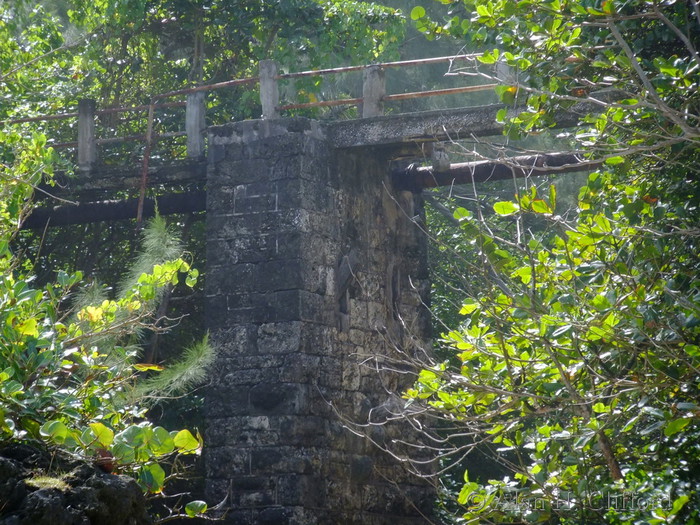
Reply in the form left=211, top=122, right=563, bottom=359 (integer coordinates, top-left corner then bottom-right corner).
left=186, top=91, right=206, bottom=158
left=259, top=60, right=279, bottom=119
left=78, top=98, right=97, bottom=170
left=362, top=65, right=385, bottom=118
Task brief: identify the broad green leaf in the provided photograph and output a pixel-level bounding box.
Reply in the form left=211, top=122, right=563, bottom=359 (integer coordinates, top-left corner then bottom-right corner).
left=453, top=207, right=473, bottom=220
left=150, top=427, right=175, bottom=456
left=493, top=201, right=519, bottom=216
left=40, top=421, right=69, bottom=444
left=592, top=402, right=610, bottom=413
left=173, top=429, right=200, bottom=453
left=605, top=156, right=625, bottom=165
left=664, top=418, right=691, bottom=437
left=512, top=266, right=532, bottom=284
left=185, top=500, right=208, bottom=517
left=410, top=6, right=425, bottom=20
left=531, top=199, right=551, bottom=214
left=117, top=425, right=148, bottom=448
left=16, top=319, right=39, bottom=337
left=459, top=300, right=480, bottom=315
left=138, top=463, right=166, bottom=493
left=89, top=422, right=114, bottom=448
left=112, top=442, right=136, bottom=463
left=185, top=268, right=199, bottom=287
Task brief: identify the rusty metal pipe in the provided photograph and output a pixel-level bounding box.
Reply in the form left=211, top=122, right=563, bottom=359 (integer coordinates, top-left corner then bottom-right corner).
left=397, top=152, right=599, bottom=190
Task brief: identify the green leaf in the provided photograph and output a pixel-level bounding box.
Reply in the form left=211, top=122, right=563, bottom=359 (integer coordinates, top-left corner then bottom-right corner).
left=173, top=429, right=200, bottom=453
left=548, top=184, right=557, bottom=211
left=185, top=500, right=208, bottom=517
left=117, top=425, right=148, bottom=448
left=494, top=85, right=518, bottom=105
left=459, top=300, right=480, bottom=315
left=453, top=207, right=473, bottom=221
left=16, top=318, right=39, bottom=337
left=410, top=6, right=425, bottom=20
left=138, top=463, right=166, bottom=493
left=112, top=442, right=136, bottom=463
left=531, top=199, right=551, bottom=214
left=496, top=108, right=508, bottom=123
left=592, top=402, right=610, bottom=413
left=133, top=363, right=165, bottom=372
left=89, top=422, right=114, bottom=448
left=605, top=156, right=625, bottom=165
left=670, top=495, right=690, bottom=516
left=185, top=268, right=199, bottom=287
left=512, top=266, right=532, bottom=284
left=40, top=421, right=69, bottom=444
left=150, top=427, right=175, bottom=456
left=664, top=418, right=691, bottom=437
left=493, top=201, right=520, bottom=216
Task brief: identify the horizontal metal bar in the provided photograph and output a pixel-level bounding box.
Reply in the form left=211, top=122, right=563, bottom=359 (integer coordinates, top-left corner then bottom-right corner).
left=1, top=101, right=187, bottom=126
left=1, top=112, right=79, bottom=125
left=278, top=97, right=363, bottom=111
left=383, top=83, right=497, bottom=102
left=278, top=84, right=494, bottom=112
left=278, top=54, right=482, bottom=80
left=2, top=55, right=484, bottom=126
left=155, top=76, right=258, bottom=99
left=50, top=141, right=79, bottom=148
left=397, top=152, right=598, bottom=190
left=52, top=130, right=188, bottom=148
left=97, top=100, right=186, bottom=115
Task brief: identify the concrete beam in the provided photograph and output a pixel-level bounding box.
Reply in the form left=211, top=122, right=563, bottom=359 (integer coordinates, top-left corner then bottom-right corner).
left=51, top=160, right=206, bottom=195
left=22, top=191, right=205, bottom=229
left=326, top=101, right=601, bottom=149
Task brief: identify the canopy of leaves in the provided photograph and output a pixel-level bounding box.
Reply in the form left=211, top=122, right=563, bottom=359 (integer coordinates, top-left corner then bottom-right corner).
left=1, top=5, right=224, bottom=515
left=403, top=1, right=700, bottom=523
left=1, top=0, right=404, bottom=129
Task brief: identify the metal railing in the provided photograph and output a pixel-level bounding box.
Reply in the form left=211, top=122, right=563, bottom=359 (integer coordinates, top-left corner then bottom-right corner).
left=2, top=54, right=494, bottom=166
left=2, top=54, right=495, bottom=223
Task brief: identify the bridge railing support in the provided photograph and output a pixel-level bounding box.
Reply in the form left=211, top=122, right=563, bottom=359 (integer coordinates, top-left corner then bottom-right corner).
left=78, top=98, right=97, bottom=170
left=186, top=92, right=206, bottom=158
left=362, top=65, right=386, bottom=118
left=259, top=60, right=280, bottom=119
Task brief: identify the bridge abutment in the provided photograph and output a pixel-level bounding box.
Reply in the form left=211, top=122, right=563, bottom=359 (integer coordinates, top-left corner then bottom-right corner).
left=204, top=118, right=433, bottom=524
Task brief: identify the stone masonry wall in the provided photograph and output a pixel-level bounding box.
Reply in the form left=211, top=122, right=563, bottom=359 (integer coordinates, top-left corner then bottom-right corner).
left=204, top=118, right=433, bottom=524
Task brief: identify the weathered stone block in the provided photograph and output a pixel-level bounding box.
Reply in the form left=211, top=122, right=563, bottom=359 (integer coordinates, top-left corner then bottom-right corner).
left=258, top=322, right=302, bottom=354
left=205, top=447, right=250, bottom=477
left=277, top=475, right=326, bottom=507
left=238, top=490, right=276, bottom=508
left=203, top=386, right=250, bottom=418
left=279, top=354, right=320, bottom=382
left=277, top=416, right=327, bottom=447
left=259, top=506, right=291, bottom=525
left=250, top=447, right=315, bottom=475
left=249, top=383, right=308, bottom=415
left=233, top=193, right=278, bottom=216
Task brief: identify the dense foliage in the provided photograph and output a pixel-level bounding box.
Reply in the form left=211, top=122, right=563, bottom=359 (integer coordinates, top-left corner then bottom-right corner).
left=2, top=0, right=404, bottom=128
left=1, top=129, right=213, bottom=516
left=404, top=1, right=700, bottom=523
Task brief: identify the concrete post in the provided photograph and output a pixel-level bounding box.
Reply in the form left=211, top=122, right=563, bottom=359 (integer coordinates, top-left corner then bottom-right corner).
left=362, top=65, right=385, bottom=118
left=259, top=60, right=280, bottom=119
left=186, top=92, right=206, bottom=158
left=77, top=99, right=97, bottom=170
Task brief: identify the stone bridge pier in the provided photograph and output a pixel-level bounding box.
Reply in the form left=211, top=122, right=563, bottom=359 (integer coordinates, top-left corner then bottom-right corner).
left=203, top=117, right=434, bottom=524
